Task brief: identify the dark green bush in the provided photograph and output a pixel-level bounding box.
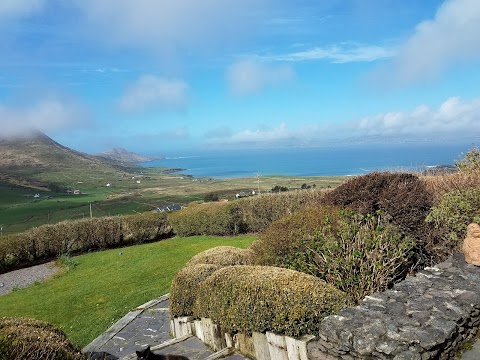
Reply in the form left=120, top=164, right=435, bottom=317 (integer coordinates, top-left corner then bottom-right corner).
left=251, top=207, right=415, bottom=302
left=0, top=212, right=171, bottom=273
left=170, top=264, right=221, bottom=317
left=186, top=246, right=254, bottom=267
left=204, top=193, right=219, bottom=202
left=0, top=317, right=83, bottom=360
left=168, top=202, right=245, bottom=236
left=425, top=188, right=480, bottom=259
left=193, top=265, right=349, bottom=337
left=322, top=172, right=432, bottom=242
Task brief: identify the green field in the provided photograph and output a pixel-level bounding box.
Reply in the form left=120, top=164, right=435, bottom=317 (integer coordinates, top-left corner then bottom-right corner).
left=0, top=166, right=345, bottom=234
left=0, top=235, right=256, bottom=347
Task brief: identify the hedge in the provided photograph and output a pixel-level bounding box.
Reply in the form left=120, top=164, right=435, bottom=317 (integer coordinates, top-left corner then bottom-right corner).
left=169, top=189, right=327, bottom=236
left=170, top=263, right=222, bottom=317
left=193, top=265, right=349, bottom=337
left=168, top=202, right=245, bottom=236
left=251, top=206, right=415, bottom=302
left=234, top=189, right=325, bottom=233
left=186, top=246, right=254, bottom=267
left=0, top=212, right=172, bottom=273
left=0, top=317, right=83, bottom=360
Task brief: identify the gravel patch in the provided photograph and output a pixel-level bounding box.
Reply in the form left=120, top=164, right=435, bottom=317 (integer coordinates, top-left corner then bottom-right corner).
left=0, top=261, right=61, bottom=296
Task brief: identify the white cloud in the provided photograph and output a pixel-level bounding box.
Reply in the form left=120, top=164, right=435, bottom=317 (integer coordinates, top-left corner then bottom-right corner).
left=0, top=0, right=45, bottom=21
left=227, top=59, right=295, bottom=95
left=119, top=75, right=189, bottom=113
left=270, top=43, right=395, bottom=63
left=382, top=0, right=480, bottom=84
left=352, top=96, right=480, bottom=137
left=0, top=98, right=83, bottom=138
left=74, top=0, right=269, bottom=56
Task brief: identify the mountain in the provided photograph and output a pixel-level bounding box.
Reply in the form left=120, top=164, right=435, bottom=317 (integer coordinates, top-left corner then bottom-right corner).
left=0, top=131, right=128, bottom=172
left=97, top=148, right=162, bottom=163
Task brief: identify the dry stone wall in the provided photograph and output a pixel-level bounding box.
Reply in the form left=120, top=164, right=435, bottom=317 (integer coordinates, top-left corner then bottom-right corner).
left=309, top=253, right=480, bottom=359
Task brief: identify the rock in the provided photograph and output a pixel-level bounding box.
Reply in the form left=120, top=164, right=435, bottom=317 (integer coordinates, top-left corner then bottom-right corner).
left=463, top=223, right=480, bottom=266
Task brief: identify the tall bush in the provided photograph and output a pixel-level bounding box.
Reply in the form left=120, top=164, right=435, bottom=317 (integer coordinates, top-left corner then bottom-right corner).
left=251, top=207, right=415, bottom=302
left=425, top=188, right=480, bottom=259
left=322, top=172, right=432, bottom=243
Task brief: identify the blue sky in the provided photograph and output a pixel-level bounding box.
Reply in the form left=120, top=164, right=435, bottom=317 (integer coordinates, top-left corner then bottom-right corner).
left=1, top=0, right=480, bottom=155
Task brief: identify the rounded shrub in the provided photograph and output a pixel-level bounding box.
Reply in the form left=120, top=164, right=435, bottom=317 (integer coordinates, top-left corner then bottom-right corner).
left=0, top=317, right=83, bottom=360
left=193, top=265, right=349, bottom=337
left=170, top=264, right=221, bottom=317
left=425, top=188, right=480, bottom=259
left=322, top=172, right=432, bottom=242
left=251, top=206, right=415, bottom=302
left=186, top=246, right=254, bottom=267
left=168, top=202, right=245, bottom=236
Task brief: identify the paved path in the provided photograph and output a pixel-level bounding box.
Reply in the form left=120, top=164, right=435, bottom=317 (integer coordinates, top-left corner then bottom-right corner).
left=83, top=294, right=247, bottom=360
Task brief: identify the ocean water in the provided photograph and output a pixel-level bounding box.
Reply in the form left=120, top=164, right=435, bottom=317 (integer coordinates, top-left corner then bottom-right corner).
left=141, top=143, right=471, bottom=178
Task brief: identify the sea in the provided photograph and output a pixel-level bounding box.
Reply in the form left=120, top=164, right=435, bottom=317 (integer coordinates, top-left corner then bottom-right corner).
left=140, top=143, right=472, bottom=179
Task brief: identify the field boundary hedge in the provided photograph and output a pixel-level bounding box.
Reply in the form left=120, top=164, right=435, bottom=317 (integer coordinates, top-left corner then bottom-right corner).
left=0, top=212, right=172, bottom=273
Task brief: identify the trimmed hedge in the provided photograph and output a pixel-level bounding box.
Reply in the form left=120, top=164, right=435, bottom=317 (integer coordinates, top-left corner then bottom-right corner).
left=0, top=317, right=83, bottom=360
left=0, top=212, right=172, bottom=273
left=235, top=189, right=325, bottom=233
left=186, top=246, right=254, bottom=267
left=169, top=189, right=327, bottom=236
left=425, top=188, right=480, bottom=259
left=322, top=172, right=432, bottom=242
left=168, top=202, right=245, bottom=236
left=193, top=265, right=349, bottom=337
left=251, top=207, right=415, bottom=302
left=170, top=264, right=221, bottom=317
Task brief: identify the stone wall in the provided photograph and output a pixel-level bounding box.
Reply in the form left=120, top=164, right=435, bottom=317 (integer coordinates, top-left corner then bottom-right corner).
left=171, top=253, right=480, bottom=359
left=309, top=253, right=480, bottom=359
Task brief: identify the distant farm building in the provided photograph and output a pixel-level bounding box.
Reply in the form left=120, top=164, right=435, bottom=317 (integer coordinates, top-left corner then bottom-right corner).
left=153, top=204, right=183, bottom=213
left=235, top=190, right=256, bottom=199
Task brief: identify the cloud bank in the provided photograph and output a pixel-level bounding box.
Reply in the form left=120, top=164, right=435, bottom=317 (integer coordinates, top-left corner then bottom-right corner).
left=227, top=59, right=295, bottom=95
left=0, top=98, right=83, bottom=138
left=119, top=75, right=189, bottom=113
left=206, top=96, right=480, bottom=148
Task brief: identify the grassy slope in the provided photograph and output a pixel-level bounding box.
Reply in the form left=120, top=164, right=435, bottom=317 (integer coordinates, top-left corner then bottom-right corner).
left=0, top=235, right=256, bottom=347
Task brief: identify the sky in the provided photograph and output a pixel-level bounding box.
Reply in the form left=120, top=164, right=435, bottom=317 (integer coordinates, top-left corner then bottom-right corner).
left=1, top=0, right=480, bottom=155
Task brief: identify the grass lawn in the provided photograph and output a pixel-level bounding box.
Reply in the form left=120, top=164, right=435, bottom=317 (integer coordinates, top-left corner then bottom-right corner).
left=0, top=235, right=256, bottom=348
